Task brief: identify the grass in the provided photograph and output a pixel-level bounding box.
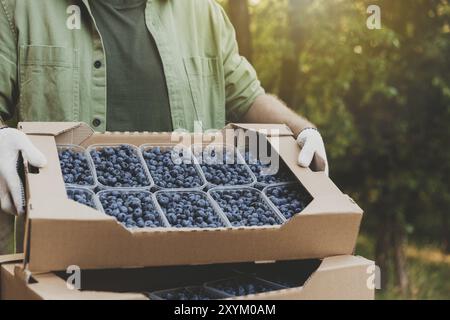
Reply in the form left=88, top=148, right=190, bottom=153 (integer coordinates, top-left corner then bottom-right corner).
left=356, top=234, right=450, bottom=300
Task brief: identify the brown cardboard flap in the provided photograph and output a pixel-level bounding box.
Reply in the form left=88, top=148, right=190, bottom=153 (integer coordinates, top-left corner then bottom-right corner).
left=226, top=123, right=294, bottom=136
left=2, top=264, right=147, bottom=300
left=19, top=122, right=94, bottom=145
left=25, top=135, right=109, bottom=220
left=14, top=265, right=32, bottom=284
left=19, top=122, right=86, bottom=136
left=300, top=195, right=363, bottom=217
left=228, top=255, right=374, bottom=300
left=0, top=254, right=24, bottom=265
left=31, top=198, right=113, bottom=221
left=270, top=135, right=343, bottom=197
left=315, top=255, right=373, bottom=271
left=29, top=272, right=147, bottom=300
left=26, top=135, right=70, bottom=204
left=298, top=255, right=375, bottom=300
left=27, top=211, right=362, bottom=272
left=1, top=264, right=42, bottom=300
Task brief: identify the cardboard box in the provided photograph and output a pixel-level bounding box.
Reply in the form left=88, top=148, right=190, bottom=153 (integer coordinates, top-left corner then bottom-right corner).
left=20, top=122, right=363, bottom=272
left=1, top=255, right=375, bottom=300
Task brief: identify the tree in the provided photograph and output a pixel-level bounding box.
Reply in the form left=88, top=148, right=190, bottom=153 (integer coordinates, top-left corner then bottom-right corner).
left=228, top=0, right=253, bottom=61
left=279, top=0, right=313, bottom=107
left=223, top=0, right=450, bottom=298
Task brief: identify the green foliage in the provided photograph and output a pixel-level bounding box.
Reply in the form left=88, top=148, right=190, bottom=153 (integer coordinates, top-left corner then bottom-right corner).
left=224, top=0, right=450, bottom=298
left=357, top=234, right=450, bottom=300
left=240, top=0, right=450, bottom=243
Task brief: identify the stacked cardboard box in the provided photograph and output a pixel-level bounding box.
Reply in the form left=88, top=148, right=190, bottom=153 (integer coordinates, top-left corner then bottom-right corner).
left=0, top=122, right=373, bottom=300
left=1, top=254, right=374, bottom=300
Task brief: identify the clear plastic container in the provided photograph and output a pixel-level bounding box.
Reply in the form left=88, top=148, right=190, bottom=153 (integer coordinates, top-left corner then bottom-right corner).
left=87, top=143, right=154, bottom=190
left=97, top=189, right=168, bottom=229
left=244, top=148, right=296, bottom=189
left=192, top=143, right=257, bottom=188
left=149, top=286, right=228, bottom=300
left=57, top=144, right=98, bottom=189
left=230, top=261, right=311, bottom=288
left=65, top=186, right=102, bottom=211
left=204, top=276, right=287, bottom=298
left=262, top=182, right=313, bottom=220
left=140, top=143, right=208, bottom=190
left=154, top=190, right=231, bottom=229
left=208, top=186, right=286, bottom=228
left=252, top=273, right=305, bottom=289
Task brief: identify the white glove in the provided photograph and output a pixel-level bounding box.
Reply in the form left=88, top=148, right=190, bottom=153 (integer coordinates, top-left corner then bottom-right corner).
left=0, top=128, right=47, bottom=216
left=297, top=128, right=329, bottom=176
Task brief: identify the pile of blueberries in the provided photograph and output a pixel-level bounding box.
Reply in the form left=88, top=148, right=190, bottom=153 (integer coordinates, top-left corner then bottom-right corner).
left=90, top=145, right=150, bottom=188
left=148, top=266, right=302, bottom=300
left=210, top=188, right=282, bottom=227
left=245, top=151, right=295, bottom=186
left=99, top=191, right=163, bottom=229
left=199, top=148, right=254, bottom=186
left=153, top=287, right=224, bottom=300
left=58, top=148, right=95, bottom=186
left=142, top=147, right=204, bottom=189
left=66, top=188, right=96, bottom=209
left=156, top=192, right=225, bottom=228
left=58, top=143, right=312, bottom=229
left=207, top=277, right=280, bottom=297
left=265, top=183, right=311, bottom=219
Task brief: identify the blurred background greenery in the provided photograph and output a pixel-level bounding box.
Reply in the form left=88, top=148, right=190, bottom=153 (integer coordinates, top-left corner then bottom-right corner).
left=220, top=0, right=450, bottom=299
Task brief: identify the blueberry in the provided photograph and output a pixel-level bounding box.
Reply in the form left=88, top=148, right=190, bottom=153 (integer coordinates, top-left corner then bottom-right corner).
left=98, top=190, right=163, bottom=228
left=265, top=183, right=312, bottom=219
left=58, top=148, right=95, bottom=186
left=245, top=151, right=295, bottom=186
left=208, top=277, right=278, bottom=297
left=143, top=147, right=204, bottom=189
left=210, top=188, right=281, bottom=227
left=156, top=192, right=225, bottom=228
left=90, top=145, right=150, bottom=188
left=133, top=208, right=143, bottom=218
left=197, top=147, right=254, bottom=186
left=66, top=188, right=97, bottom=209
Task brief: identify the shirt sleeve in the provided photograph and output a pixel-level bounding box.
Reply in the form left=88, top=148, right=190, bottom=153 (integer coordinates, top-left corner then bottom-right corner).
left=214, top=2, right=265, bottom=122
left=0, top=1, right=18, bottom=122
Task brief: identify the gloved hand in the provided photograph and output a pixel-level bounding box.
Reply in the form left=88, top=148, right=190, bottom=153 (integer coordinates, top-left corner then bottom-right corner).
left=297, top=128, right=329, bottom=176
left=0, top=128, right=47, bottom=216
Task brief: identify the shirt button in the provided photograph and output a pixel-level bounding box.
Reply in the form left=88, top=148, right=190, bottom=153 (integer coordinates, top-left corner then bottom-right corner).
left=94, top=60, right=102, bottom=69
left=92, top=118, right=101, bottom=128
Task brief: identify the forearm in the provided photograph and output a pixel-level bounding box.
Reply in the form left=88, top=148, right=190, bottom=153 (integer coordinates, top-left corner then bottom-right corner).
left=242, top=94, right=315, bottom=137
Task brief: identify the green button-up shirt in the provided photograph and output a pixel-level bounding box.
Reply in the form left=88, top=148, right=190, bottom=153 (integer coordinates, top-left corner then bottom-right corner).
left=0, top=0, right=265, bottom=131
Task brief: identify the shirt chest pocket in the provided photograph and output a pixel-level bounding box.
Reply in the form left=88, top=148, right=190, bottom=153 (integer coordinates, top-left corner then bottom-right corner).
left=183, top=57, right=225, bottom=129
left=19, top=45, right=80, bottom=122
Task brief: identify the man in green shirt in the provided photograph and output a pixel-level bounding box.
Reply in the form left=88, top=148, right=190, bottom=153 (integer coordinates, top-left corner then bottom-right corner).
left=0, top=0, right=328, bottom=219
left=89, top=0, right=173, bottom=132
